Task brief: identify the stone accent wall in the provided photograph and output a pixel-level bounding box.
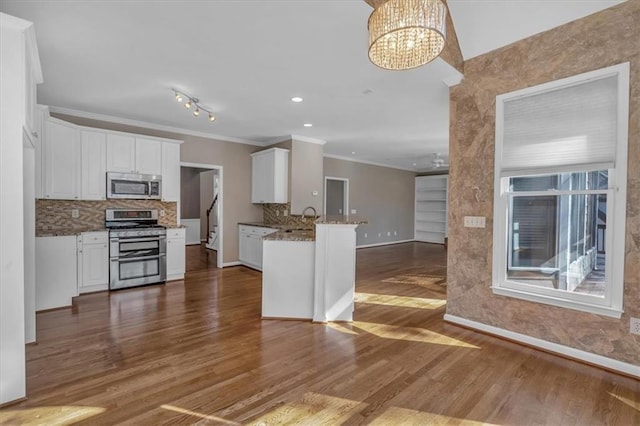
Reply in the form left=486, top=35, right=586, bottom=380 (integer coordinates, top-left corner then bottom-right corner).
left=36, top=199, right=177, bottom=234
left=447, top=1, right=639, bottom=365
left=262, top=203, right=316, bottom=228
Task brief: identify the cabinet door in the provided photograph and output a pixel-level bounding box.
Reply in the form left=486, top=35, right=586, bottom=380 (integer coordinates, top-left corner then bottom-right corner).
left=80, top=243, right=109, bottom=288
left=251, top=152, right=274, bottom=203
left=166, top=230, right=186, bottom=279
left=161, top=142, right=180, bottom=202
left=106, top=133, right=135, bottom=173
left=135, top=137, right=162, bottom=176
left=251, top=149, right=288, bottom=204
left=239, top=231, right=251, bottom=263
left=35, top=236, right=78, bottom=310
left=44, top=119, right=80, bottom=199
left=81, top=130, right=107, bottom=200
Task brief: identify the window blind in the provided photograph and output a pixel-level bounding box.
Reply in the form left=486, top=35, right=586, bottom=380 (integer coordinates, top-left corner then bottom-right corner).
left=500, top=75, right=618, bottom=173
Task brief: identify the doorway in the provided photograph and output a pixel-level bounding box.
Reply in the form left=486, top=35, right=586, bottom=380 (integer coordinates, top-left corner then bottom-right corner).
left=324, top=177, right=349, bottom=215
left=180, top=162, right=223, bottom=268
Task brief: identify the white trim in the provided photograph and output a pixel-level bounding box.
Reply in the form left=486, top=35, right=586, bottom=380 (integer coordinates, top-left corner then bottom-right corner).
left=291, top=134, right=327, bottom=145
left=324, top=176, right=349, bottom=216
left=357, top=239, right=415, bottom=249
left=222, top=261, right=242, bottom=268
left=180, top=162, right=223, bottom=268
left=24, top=24, right=43, bottom=84
left=442, top=73, right=463, bottom=87
left=262, top=134, right=327, bottom=146
left=444, top=314, right=640, bottom=378
left=323, top=153, right=415, bottom=172
left=48, top=105, right=261, bottom=146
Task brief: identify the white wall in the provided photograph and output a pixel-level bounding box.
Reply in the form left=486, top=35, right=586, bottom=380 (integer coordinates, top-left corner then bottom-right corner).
left=1, top=13, right=28, bottom=404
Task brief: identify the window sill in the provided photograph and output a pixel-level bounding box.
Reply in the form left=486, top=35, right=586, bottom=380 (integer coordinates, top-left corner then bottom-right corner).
left=492, top=286, right=623, bottom=319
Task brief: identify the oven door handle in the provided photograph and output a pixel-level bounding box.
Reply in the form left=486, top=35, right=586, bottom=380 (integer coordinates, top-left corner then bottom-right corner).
left=110, top=236, right=166, bottom=243
left=110, top=254, right=166, bottom=262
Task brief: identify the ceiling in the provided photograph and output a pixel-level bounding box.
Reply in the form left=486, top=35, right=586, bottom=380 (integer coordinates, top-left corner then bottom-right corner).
left=1, top=0, right=626, bottom=172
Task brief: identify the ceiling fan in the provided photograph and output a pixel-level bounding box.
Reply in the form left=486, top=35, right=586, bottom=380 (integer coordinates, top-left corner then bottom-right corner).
left=430, top=153, right=449, bottom=169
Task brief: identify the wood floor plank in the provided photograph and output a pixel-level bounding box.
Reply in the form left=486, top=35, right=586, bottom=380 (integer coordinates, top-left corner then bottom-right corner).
left=1, top=242, right=638, bottom=425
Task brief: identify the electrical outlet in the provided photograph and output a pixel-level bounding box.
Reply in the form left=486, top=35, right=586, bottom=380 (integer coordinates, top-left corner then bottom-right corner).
left=378, top=233, right=381, bottom=237
left=276, top=210, right=280, bottom=217
left=464, top=216, right=486, bottom=228
left=312, top=190, right=319, bottom=196
left=394, top=231, right=397, bottom=236
left=351, top=209, right=357, bottom=214
left=283, top=209, right=288, bottom=216
left=387, top=231, right=390, bottom=236
left=631, top=317, right=640, bottom=335
left=160, top=210, right=165, bottom=217
left=71, top=209, right=79, bottom=218
left=364, top=233, right=367, bottom=238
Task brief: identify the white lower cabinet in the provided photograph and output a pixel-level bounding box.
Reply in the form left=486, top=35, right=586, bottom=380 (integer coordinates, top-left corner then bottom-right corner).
left=166, top=228, right=186, bottom=280
left=35, top=236, right=78, bottom=311
left=77, top=231, right=109, bottom=294
left=238, top=225, right=277, bottom=270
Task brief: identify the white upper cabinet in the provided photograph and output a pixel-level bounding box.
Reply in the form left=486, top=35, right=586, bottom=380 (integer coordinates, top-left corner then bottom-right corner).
left=161, top=142, right=180, bottom=202
left=43, top=118, right=81, bottom=200
left=80, top=129, right=106, bottom=200
left=135, top=137, right=162, bottom=176
left=251, top=148, right=289, bottom=204
left=38, top=113, right=182, bottom=201
left=106, top=133, right=162, bottom=176
left=106, top=133, right=136, bottom=173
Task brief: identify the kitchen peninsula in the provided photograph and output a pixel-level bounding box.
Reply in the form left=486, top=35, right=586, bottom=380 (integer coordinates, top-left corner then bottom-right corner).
left=261, top=215, right=367, bottom=322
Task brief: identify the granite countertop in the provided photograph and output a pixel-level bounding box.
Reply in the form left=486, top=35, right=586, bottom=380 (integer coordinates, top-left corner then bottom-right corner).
left=263, top=229, right=315, bottom=242
left=37, top=223, right=183, bottom=237
left=315, top=215, right=368, bottom=225
left=36, top=227, right=109, bottom=237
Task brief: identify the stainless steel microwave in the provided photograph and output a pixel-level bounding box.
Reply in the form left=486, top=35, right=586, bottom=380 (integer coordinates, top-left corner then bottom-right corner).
left=107, top=172, right=162, bottom=200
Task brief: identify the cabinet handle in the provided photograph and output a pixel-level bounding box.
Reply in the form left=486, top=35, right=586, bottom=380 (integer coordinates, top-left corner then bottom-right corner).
left=31, top=131, right=39, bottom=138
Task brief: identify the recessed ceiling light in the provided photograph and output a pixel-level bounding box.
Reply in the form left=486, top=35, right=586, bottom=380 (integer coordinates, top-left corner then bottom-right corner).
left=291, top=97, right=303, bottom=103
left=303, top=123, right=313, bottom=127
left=413, top=163, right=417, bottom=166
left=351, top=151, right=356, bottom=155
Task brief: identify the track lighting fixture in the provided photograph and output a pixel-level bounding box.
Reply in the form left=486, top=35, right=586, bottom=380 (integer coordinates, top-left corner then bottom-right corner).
left=172, top=89, right=216, bottom=123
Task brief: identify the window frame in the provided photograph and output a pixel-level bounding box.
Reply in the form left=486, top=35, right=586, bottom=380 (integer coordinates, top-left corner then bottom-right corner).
left=492, top=63, right=629, bottom=319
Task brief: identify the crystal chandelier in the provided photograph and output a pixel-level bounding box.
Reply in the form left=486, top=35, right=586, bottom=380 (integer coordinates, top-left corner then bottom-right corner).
left=368, top=0, right=447, bottom=70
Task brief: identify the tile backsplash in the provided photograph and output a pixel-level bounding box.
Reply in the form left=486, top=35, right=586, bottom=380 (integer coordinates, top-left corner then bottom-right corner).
left=36, top=199, right=177, bottom=234
left=262, top=203, right=316, bottom=228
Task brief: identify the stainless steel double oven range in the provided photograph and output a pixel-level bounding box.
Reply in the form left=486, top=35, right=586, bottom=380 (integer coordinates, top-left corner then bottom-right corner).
left=106, top=208, right=167, bottom=290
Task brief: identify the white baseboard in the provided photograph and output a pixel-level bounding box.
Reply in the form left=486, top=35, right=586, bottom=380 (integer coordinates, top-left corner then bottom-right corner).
left=221, top=261, right=242, bottom=268
left=444, top=314, right=640, bottom=378
left=357, top=239, right=414, bottom=249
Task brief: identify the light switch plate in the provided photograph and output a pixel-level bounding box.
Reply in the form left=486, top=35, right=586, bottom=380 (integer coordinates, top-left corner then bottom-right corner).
left=71, top=209, right=79, bottom=218
left=464, top=216, right=486, bottom=228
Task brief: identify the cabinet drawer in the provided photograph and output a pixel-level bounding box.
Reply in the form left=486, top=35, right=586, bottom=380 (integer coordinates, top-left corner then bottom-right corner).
left=167, top=228, right=186, bottom=239
left=79, top=231, right=108, bottom=244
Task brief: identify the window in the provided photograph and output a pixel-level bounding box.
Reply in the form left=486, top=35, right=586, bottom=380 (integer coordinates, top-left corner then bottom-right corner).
left=492, top=63, right=629, bottom=318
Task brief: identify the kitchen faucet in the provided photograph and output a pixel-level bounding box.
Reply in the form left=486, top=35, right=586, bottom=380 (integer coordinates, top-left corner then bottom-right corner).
left=301, top=206, right=317, bottom=224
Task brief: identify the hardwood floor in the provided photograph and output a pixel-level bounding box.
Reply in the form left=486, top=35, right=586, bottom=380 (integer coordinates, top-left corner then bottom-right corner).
left=1, top=242, right=638, bottom=425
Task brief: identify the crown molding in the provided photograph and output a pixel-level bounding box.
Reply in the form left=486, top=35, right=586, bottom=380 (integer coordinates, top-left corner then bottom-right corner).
left=262, top=134, right=327, bottom=146
left=47, top=106, right=262, bottom=146
left=323, top=153, right=416, bottom=172
left=291, top=134, right=327, bottom=145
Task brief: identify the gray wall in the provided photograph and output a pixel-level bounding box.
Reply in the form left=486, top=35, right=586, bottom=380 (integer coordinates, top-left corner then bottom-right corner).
left=290, top=139, right=323, bottom=215
left=323, top=157, right=416, bottom=246
left=180, top=167, right=200, bottom=219
left=266, top=138, right=323, bottom=215
left=52, top=112, right=263, bottom=264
